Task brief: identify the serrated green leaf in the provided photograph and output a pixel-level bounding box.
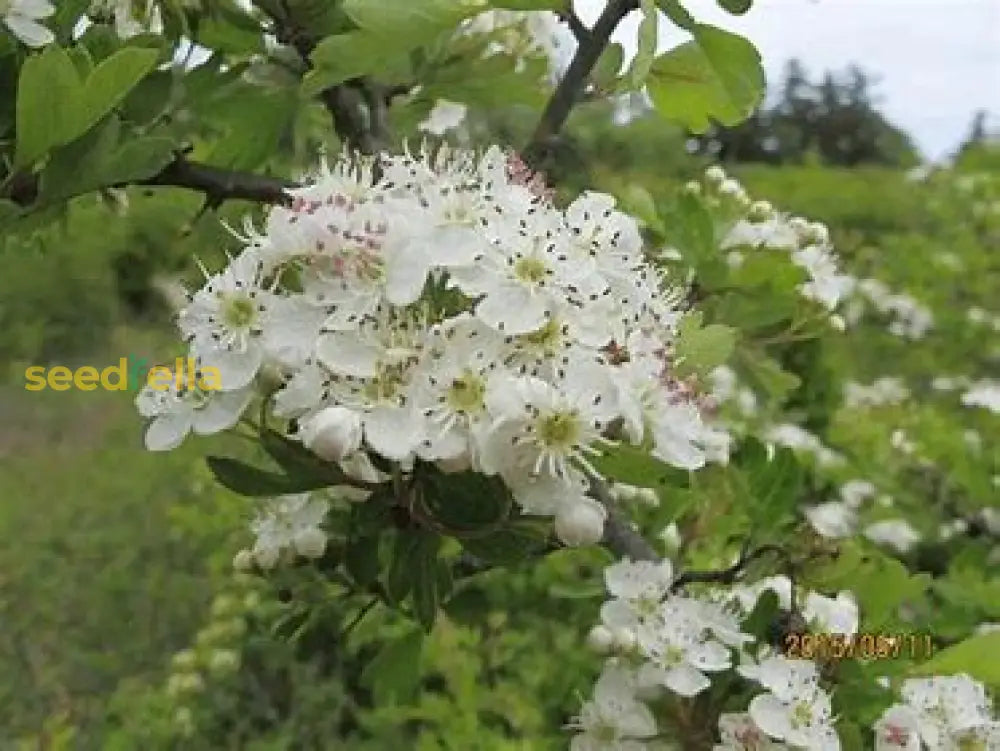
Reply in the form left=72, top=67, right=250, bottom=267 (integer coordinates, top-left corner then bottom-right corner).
left=648, top=24, right=764, bottom=134
left=260, top=429, right=348, bottom=488
left=15, top=45, right=81, bottom=168
left=674, top=313, right=736, bottom=378
left=360, top=628, right=424, bottom=704
left=909, top=632, right=1000, bottom=685
left=592, top=43, right=624, bottom=91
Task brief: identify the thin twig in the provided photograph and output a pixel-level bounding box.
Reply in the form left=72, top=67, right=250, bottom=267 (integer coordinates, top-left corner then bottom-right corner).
left=588, top=474, right=661, bottom=561
left=525, top=0, right=637, bottom=166
left=671, top=543, right=788, bottom=591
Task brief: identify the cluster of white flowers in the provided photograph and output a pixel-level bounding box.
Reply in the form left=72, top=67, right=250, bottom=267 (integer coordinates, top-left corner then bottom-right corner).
left=843, top=377, right=910, bottom=409
left=88, top=0, right=162, bottom=39
left=804, top=479, right=880, bottom=540
left=711, top=170, right=853, bottom=313
left=1, top=0, right=53, bottom=47
left=137, top=144, right=729, bottom=547
left=574, top=560, right=857, bottom=750
left=844, top=279, right=933, bottom=340
left=874, top=675, right=1000, bottom=749
left=765, top=424, right=843, bottom=468
left=965, top=307, right=1000, bottom=333
left=960, top=380, right=1000, bottom=414
left=232, top=493, right=330, bottom=570
left=459, top=7, right=569, bottom=74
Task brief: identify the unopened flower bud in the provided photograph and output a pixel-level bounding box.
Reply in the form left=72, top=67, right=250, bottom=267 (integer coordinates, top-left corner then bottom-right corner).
left=299, top=406, right=363, bottom=462
left=554, top=499, right=606, bottom=547
left=612, top=627, right=637, bottom=652
left=659, top=522, right=682, bottom=553
left=718, top=178, right=742, bottom=197
left=293, top=527, right=327, bottom=559
left=208, top=649, right=241, bottom=676
left=586, top=625, right=615, bottom=654
left=748, top=200, right=773, bottom=221
left=704, top=165, right=726, bottom=185
left=232, top=549, right=255, bottom=572
left=253, top=544, right=280, bottom=571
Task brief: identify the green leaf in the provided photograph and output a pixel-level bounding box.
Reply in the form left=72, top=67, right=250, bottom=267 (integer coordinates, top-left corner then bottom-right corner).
left=420, top=469, right=511, bottom=535
left=660, top=191, right=715, bottom=264
left=591, top=443, right=692, bottom=508
left=627, top=0, right=658, bottom=87
left=460, top=519, right=551, bottom=566
left=305, top=31, right=411, bottom=95
left=736, top=346, right=802, bottom=401
left=77, top=47, right=160, bottom=141
left=656, top=0, right=695, bottom=30
left=360, top=628, right=424, bottom=705
left=592, top=43, right=624, bottom=91
left=488, top=0, right=565, bottom=8
left=410, top=535, right=444, bottom=630
left=205, top=456, right=332, bottom=496
left=674, top=312, right=736, bottom=378
left=260, top=429, right=348, bottom=487
left=739, top=439, right=803, bottom=528
left=194, top=3, right=265, bottom=54
left=386, top=532, right=421, bottom=605
left=345, top=534, right=381, bottom=586
left=15, top=45, right=82, bottom=168
left=909, top=632, right=1000, bottom=685
left=717, top=0, right=752, bottom=14
left=647, top=24, right=764, bottom=134
left=342, top=0, right=479, bottom=44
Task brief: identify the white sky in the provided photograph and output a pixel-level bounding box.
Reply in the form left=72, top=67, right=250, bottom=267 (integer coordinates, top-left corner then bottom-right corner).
left=577, top=0, right=1000, bottom=160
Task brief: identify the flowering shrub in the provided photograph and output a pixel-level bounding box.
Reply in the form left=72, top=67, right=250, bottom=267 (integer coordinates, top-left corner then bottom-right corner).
left=2, top=0, right=997, bottom=749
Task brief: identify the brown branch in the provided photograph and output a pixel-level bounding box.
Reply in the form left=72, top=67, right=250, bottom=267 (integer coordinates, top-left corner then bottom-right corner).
left=671, top=543, right=788, bottom=591
left=524, top=0, right=637, bottom=166
left=4, top=154, right=296, bottom=209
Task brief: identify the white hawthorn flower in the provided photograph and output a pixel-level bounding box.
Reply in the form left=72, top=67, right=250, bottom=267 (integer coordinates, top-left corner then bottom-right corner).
left=418, top=99, right=468, bottom=136
left=802, top=591, right=859, bottom=636
left=136, top=382, right=253, bottom=451
left=739, top=656, right=840, bottom=750
left=804, top=501, right=857, bottom=538
left=864, top=519, right=921, bottom=554
left=1, top=0, right=54, bottom=46
left=179, top=251, right=277, bottom=391
left=600, top=558, right=675, bottom=630
left=873, top=705, right=922, bottom=751
left=635, top=596, right=734, bottom=697
left=569, top=664, right=657, bottom=751
left=899, top=675, right=995, bottom=748
left=250, top=494, right=329, bottom=569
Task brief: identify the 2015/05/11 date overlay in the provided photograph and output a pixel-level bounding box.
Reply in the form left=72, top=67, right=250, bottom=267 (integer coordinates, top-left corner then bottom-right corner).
left=783, top=632, right=934, bottom=661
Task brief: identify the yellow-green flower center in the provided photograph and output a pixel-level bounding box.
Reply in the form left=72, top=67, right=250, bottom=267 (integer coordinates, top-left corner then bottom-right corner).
left=514, top=257, right=548, bottom=284
left=446, top=370, right=486, bottom=414
left=520, top=318, right=562, bottom=350
left=536, top=411, right=580, bottom=448
left=791, top=702, right=813, bottom=728
left=363, top=363, right=408, bottom=402
left=222, top=294, right=257, bottom=329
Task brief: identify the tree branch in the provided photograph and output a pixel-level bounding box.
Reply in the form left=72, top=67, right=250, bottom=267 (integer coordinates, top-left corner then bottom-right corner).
left=4, top=154, right=296, bottom=209
left=589, top=476, right=661, bottom=561
left=525, top=0, right=637, bottom=166
left=137, top=156, right=296, bottom=206
left=556, top=6, right=592, bottom=45
left=671, top=543, right=788, bottom=591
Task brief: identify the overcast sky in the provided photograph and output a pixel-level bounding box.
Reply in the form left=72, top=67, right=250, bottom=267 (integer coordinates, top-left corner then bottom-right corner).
left=577, top=0, right=1000, bottom=161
